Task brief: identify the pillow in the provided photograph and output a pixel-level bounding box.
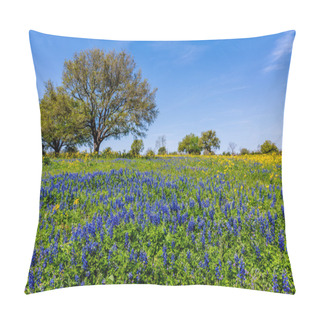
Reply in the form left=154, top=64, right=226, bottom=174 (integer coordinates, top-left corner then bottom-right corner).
left=26, top=30, right=295, bottom=294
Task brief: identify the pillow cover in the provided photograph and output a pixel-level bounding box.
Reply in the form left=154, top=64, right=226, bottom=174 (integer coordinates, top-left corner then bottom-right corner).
left=26, top=30, right=295, bottom=294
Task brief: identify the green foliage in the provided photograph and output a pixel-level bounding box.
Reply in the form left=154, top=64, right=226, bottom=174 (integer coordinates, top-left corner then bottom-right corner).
left=178, top=133, right=202, bottom=155
left=40, top=81, right=90, bottom=154
left=260, top=140, right=279, bottom=154
left=199, top=130, right=220, bottom=153
left=62, top=49, right=158, bottom=153
left=158, top=146, right=167, bottom=155
left=130, top=139, right=144, bottom=156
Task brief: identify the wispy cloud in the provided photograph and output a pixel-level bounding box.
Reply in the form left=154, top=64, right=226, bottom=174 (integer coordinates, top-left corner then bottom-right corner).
left=262, top=32, right=294, bottom=73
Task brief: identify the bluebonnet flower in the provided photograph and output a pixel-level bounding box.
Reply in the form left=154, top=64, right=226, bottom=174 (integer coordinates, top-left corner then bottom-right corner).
left=81, top=281, right=85, bottom=286
left=129, top=249, right=134, bottom=262
left=82, top=250, right=88, bottom=270
left=201, top=231, right=206, bottom=249
left=162, top=246, right=167, bottom=266
left=128, top=272, right=133, bottom=281
left=75, top=275, right=79, bottom=283
left=278, top=230, right=285, bottom=252
left=237, top=259, right=245, bottom=285
left=255, top=245, right=261, bottom=261
left=234, top=253, right=240, bottom=267
left=272, top=273, right=279, bottom=292
left=59, top=263, right=63, bottom=272
left=171, top=241, right=175, bottom=249
left=187, top=250, right=191, bottom=261
left=187, top=217, right=195, bottom=233
left=50, top=278, right=54, bottom=287
left=189, top=198, right=195, bottom=208
left=108, top=226, right=113, bottom=239
left=204, top=252, right=209, bottom=269
left=102, top=279, right=106, bottom=285
left=191, top=233, right=195, bottom=244
left=171, top=253, right=175, bottom=267
left=282, top=270, right=290, bottom=294
left=28, top=270, right=35, bottom=291
left=208, top=230, right=212, bottom=244
left=215, top=260, right=223, bottom=280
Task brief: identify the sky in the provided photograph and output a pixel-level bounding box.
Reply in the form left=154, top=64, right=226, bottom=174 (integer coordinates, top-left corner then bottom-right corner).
left=29, top=30, right=295, bottom=154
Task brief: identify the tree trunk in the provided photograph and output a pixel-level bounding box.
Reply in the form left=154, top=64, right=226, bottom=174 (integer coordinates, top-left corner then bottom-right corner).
left=93, top=141, right=101, bottom=153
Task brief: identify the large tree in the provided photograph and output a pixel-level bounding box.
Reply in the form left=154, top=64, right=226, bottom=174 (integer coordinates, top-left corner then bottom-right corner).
left=178, top=133, right=202, bottom=155
left=62, top=49, right=158, bottom=153
left=199, top=130, right=220, bottom=154
left=40, top=81, right=89, bottom=154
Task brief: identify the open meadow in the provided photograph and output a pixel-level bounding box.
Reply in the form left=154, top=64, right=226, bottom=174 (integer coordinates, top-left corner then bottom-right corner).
left=25, top=153, right=295, bottom=294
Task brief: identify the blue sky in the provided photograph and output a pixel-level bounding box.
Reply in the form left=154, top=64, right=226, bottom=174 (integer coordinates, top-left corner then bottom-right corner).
left=29, top=30, right=295, bottom=154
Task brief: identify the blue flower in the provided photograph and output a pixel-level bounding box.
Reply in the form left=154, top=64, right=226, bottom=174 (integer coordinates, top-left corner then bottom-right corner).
left=28, top=270, right=35, bottom=291
left=272, top=273, right=279, bottom=292
left=282, top=270, right=290, bottom=294
left=75, top=275, right=79, bottom=283
left=278, top=230, right=285, bottom=252
left=125, top=232, right=129, bottom=249
left=215, top=260, right=223, bottom=280
left=162, top=245, right=167, bottom=266
left=237, top=259, right=245, bottom=285
left=204, top=252, right=209, bottom=269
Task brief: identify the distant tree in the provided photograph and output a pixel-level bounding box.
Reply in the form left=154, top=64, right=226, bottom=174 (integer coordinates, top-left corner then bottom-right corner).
left=40, top=80, right=89, bottom=154
left=178, top=134, right=201, bottom=155
left=199, top=130, right=220, bottom=154
left=156, top=135, right=166, bottom=150
left=63, top=48, right=158, bottom=153
left=145, top=149, right=155, bottom=157
left=228, top=142, right=237, bottom=155
left=240, top=148, right=250, bottom=155
left=260, top=140, right=279, bottom=154
left=130, top=139, right=144, bottom=156
left=63, top=144, right=79, bottom=153
left=101, top=147, right=112, bottom=156
left=158, top=146, right=167, bottom=155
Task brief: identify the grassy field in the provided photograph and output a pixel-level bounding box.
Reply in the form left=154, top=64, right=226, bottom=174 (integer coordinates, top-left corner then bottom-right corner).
left=25, top=154, right=295, bottom=294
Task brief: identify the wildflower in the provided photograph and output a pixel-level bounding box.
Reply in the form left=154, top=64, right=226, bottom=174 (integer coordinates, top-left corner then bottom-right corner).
left=255, top=244, right=261, bottom=261
left=215, top=260, right=223, bottom=280
left=272, top=273, right=279, bottom=292
left=125, top=232, right=129, bottom=249
left=204, top=252, right=209, bottom=269
left=237, top=259, right=246, bottom=285
left=162, top=246, right=167, bottom=266
left=187, top=250, right=191, bottom=261
left=171, top=253, right=175, bottom=267
left=28, top=270, right=35, bottom=292
left=75, top=275, right=79, bottom=283
left=278, top=230, right=285, bottom=252
left=282, top=270, right=290, bottom=294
